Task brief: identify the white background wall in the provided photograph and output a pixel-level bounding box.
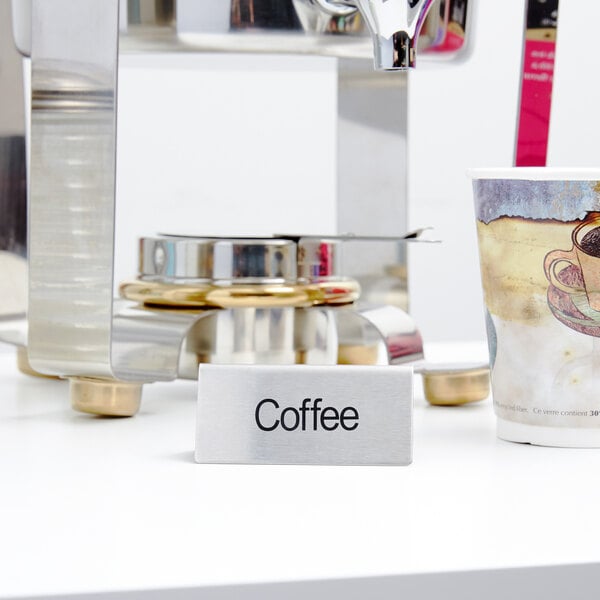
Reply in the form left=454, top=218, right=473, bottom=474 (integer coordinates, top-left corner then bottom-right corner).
left=548, top=0, right=599, bottom=167
left=408, top=2, right=525, bottom=342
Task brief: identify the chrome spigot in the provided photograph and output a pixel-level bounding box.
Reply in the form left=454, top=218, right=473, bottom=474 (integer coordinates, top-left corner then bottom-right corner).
left=356, top=0, right=436, bottom=69
left=316, top=0, right=436, bottom=69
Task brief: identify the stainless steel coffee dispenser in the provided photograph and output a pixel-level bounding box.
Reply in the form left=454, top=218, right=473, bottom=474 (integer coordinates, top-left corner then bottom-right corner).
left=1, top=0, right=471, bottom=415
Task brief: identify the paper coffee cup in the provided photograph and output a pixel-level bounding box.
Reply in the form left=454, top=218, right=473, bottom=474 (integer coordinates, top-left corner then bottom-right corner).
left=471, top=168, right=600, bottom=447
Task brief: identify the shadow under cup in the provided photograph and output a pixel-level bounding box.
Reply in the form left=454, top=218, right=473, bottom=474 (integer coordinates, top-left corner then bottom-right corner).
left=471, top=169, right=600, bottom=448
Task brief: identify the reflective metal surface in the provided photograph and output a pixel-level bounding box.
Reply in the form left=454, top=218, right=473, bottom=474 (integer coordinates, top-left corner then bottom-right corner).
left=293, top=0, right=361, bottom=34
left=131, top=0, right=463, bottom=65
left=128, top=0, right=175, bottom=27
left=0, top=252, right=27, bottom=346
left=196, top=363, right=413, bottom=465
left=181, top=306, right=338, bottom=377
left=336, top=304, right=424, bottom=365
left=11, top=0, right=452, bottom=415
left=337, top=60, right=408, bottom=291
left=141, top=235, right=358, bottom=283
left=111, top=299, right=209, bottom=382
left=297, top=238, right=343, bottom=280
left=353, top=0, right=436, bottom=69
left=0, top=137, right=26, bottom=258
left=0, top=0, right=28, bottom=348
left=28, top=0, right=120, bottom=378
left=140, top=237, right=297, bottom=284
left=10, top=0, right=31, bottom=56
left=12, top=0, right=470, bottom=61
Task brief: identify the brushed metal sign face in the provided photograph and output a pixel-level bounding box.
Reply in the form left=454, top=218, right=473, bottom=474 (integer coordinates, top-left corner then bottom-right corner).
left=195, top=364, right=413, bottom=466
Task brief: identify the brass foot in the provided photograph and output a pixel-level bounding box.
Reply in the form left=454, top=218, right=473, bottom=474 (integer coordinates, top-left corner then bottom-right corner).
left=423, top=368, right=490, bottom=406
left=70, top=377, right=143, bottom=417
left=337, top=344, right=380, bottom=365
left=16, top=347, right=60, bottom=379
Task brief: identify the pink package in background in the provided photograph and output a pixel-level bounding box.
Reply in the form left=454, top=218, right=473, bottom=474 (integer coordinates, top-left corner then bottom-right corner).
left=515, top=0, right=559, bottom=167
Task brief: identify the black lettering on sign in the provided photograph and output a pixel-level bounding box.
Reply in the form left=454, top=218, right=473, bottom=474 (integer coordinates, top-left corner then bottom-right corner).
left=255, top=398, right=359, bottom=432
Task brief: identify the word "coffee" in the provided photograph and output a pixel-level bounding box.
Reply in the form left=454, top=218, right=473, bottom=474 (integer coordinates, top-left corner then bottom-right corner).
left=255, top=398, right=359, bottom=432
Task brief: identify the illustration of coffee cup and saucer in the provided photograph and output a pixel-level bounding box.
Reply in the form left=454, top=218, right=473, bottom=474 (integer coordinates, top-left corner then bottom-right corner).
left=545, top=213, right=600, bottom=337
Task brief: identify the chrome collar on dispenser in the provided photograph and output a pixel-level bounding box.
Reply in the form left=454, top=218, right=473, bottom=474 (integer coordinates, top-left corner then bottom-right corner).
left=140, top=238, right=298, bottom=285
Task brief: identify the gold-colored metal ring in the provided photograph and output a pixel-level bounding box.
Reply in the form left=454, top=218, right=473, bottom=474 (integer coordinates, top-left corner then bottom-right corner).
left=119, top=279, right=360, bottom=309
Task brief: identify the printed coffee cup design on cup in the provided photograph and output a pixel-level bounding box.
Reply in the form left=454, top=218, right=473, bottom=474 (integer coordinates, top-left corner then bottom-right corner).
left=472, top=171, right=600, bottom=448
left=544, top=213, right=600, bottom=315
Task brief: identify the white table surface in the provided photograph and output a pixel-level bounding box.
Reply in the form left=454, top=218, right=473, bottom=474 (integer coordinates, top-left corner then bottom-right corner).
left=2, top=343, right=600, bottom=599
